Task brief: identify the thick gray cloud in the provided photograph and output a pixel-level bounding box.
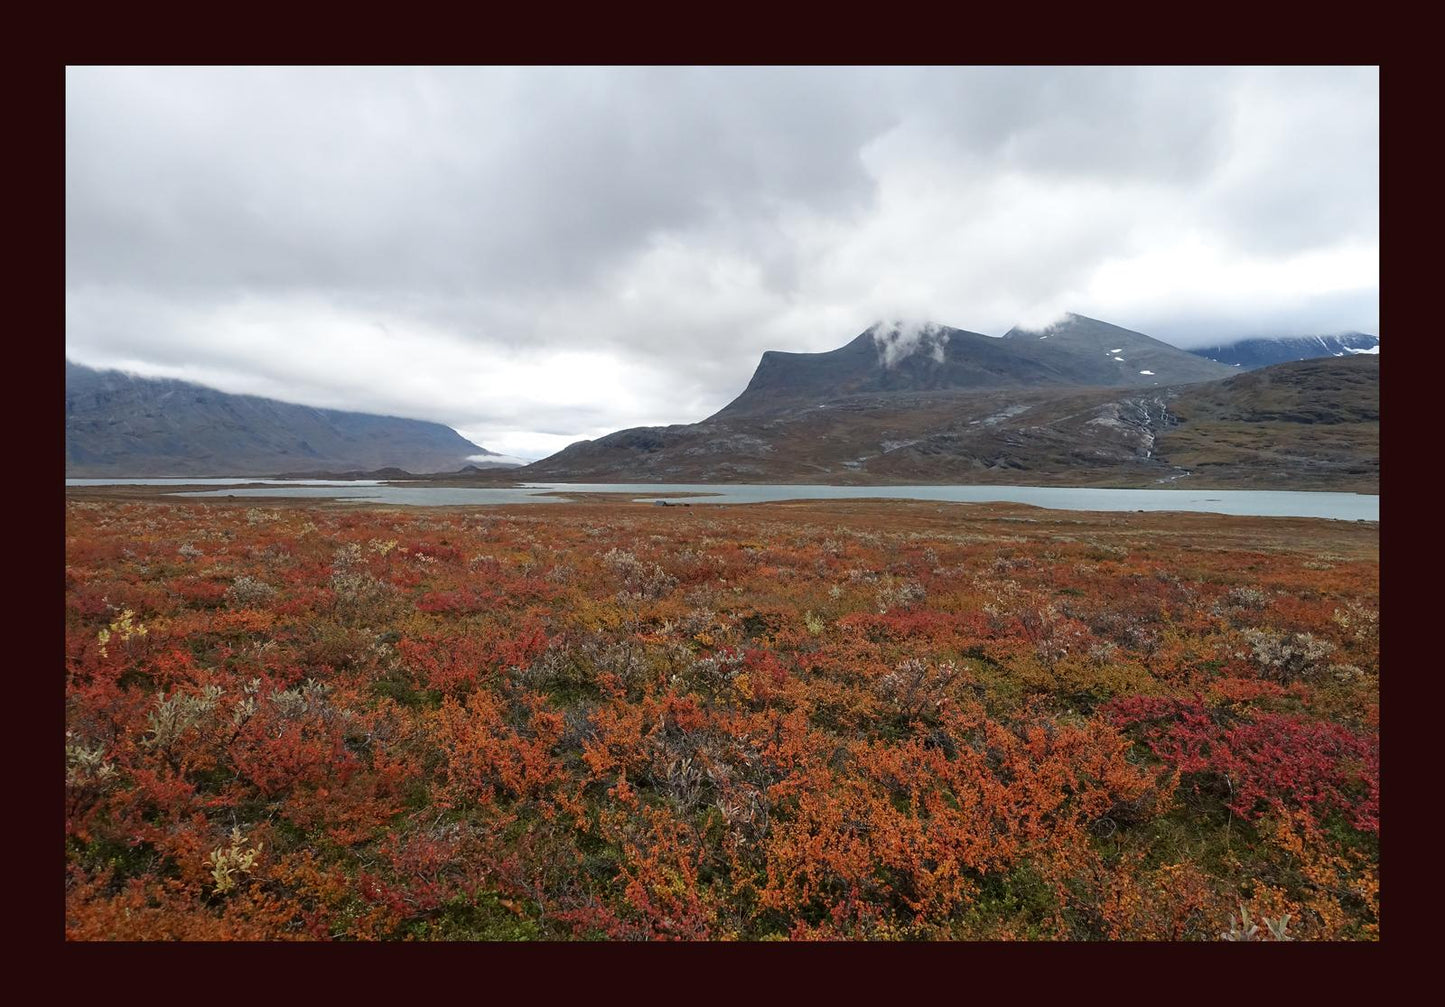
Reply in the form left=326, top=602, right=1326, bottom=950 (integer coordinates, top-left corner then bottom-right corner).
left=66, top=66, right=1378, bottom=459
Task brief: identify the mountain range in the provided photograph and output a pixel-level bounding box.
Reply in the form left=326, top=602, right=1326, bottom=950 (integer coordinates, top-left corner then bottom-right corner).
left=64, top=313, right=1379, bottom=491
left=521, top=314, right=1377, bottom=491
left=1188, top=333, right=1380, bottom=369
left=65, top=361, right=508, bottom=478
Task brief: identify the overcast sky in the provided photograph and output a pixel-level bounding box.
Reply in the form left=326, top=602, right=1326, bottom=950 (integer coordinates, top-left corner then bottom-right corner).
left=66, top=66, right=1379, bottom=459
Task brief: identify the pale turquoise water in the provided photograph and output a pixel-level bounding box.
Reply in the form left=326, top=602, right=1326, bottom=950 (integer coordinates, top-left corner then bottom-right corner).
left=66, top=478, right=386, bottom=487
left=63, top=479, right=1378, bottom=521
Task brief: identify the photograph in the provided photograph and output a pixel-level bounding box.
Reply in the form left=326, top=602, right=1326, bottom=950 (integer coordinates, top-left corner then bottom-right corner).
left=65, top=66, right=1379, bottom=941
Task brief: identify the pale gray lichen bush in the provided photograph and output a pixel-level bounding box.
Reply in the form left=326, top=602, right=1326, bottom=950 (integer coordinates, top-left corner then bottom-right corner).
left=225, top=575, right=276, bottom=607
left=600, top=547, right=677, bottom=600
left=1241, top=628, right=1336, bottom=683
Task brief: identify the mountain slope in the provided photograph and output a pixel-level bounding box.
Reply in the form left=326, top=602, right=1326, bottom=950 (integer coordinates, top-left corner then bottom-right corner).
left=1189, top=333, right=1379, bottom=369
left=718, top=325, right=1073, bottom=415
left=1001, top=313, right=1237, bottom=386
left=1153, top=356, right=1379, bottom=489
left=66, top=361, right=497, bottom=477
left=526, top=385, right=1175, bottom=484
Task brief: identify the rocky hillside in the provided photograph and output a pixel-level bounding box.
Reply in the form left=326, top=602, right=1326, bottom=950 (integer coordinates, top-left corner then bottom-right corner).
left=66, top=361, right=498, bottom=477
left=1153, top=356, right=1379, bottom=489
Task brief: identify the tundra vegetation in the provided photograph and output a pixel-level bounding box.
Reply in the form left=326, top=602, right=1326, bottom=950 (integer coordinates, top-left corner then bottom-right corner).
left=65, top=498, right=1378, bottom=940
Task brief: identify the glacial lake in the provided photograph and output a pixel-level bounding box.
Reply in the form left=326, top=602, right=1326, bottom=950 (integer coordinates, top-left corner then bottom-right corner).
left=66, top=479, right=1379, bottom=521
left=66, top=478, right=387, bottom=487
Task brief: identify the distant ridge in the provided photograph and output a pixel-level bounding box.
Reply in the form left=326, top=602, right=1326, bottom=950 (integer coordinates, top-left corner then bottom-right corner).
left=66, top=360, right=509, bottom=477
left=273, top=463, right=524, bottom=480
left=1189, top=333, right=1379, bottom=370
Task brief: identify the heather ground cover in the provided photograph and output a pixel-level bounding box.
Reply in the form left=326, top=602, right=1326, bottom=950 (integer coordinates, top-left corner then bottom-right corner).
left=65, top=496, right=1378, bottom=940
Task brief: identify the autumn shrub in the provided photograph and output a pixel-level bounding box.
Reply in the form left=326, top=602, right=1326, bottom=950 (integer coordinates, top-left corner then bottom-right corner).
left=1104, top=696, right=1378, bottom=833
